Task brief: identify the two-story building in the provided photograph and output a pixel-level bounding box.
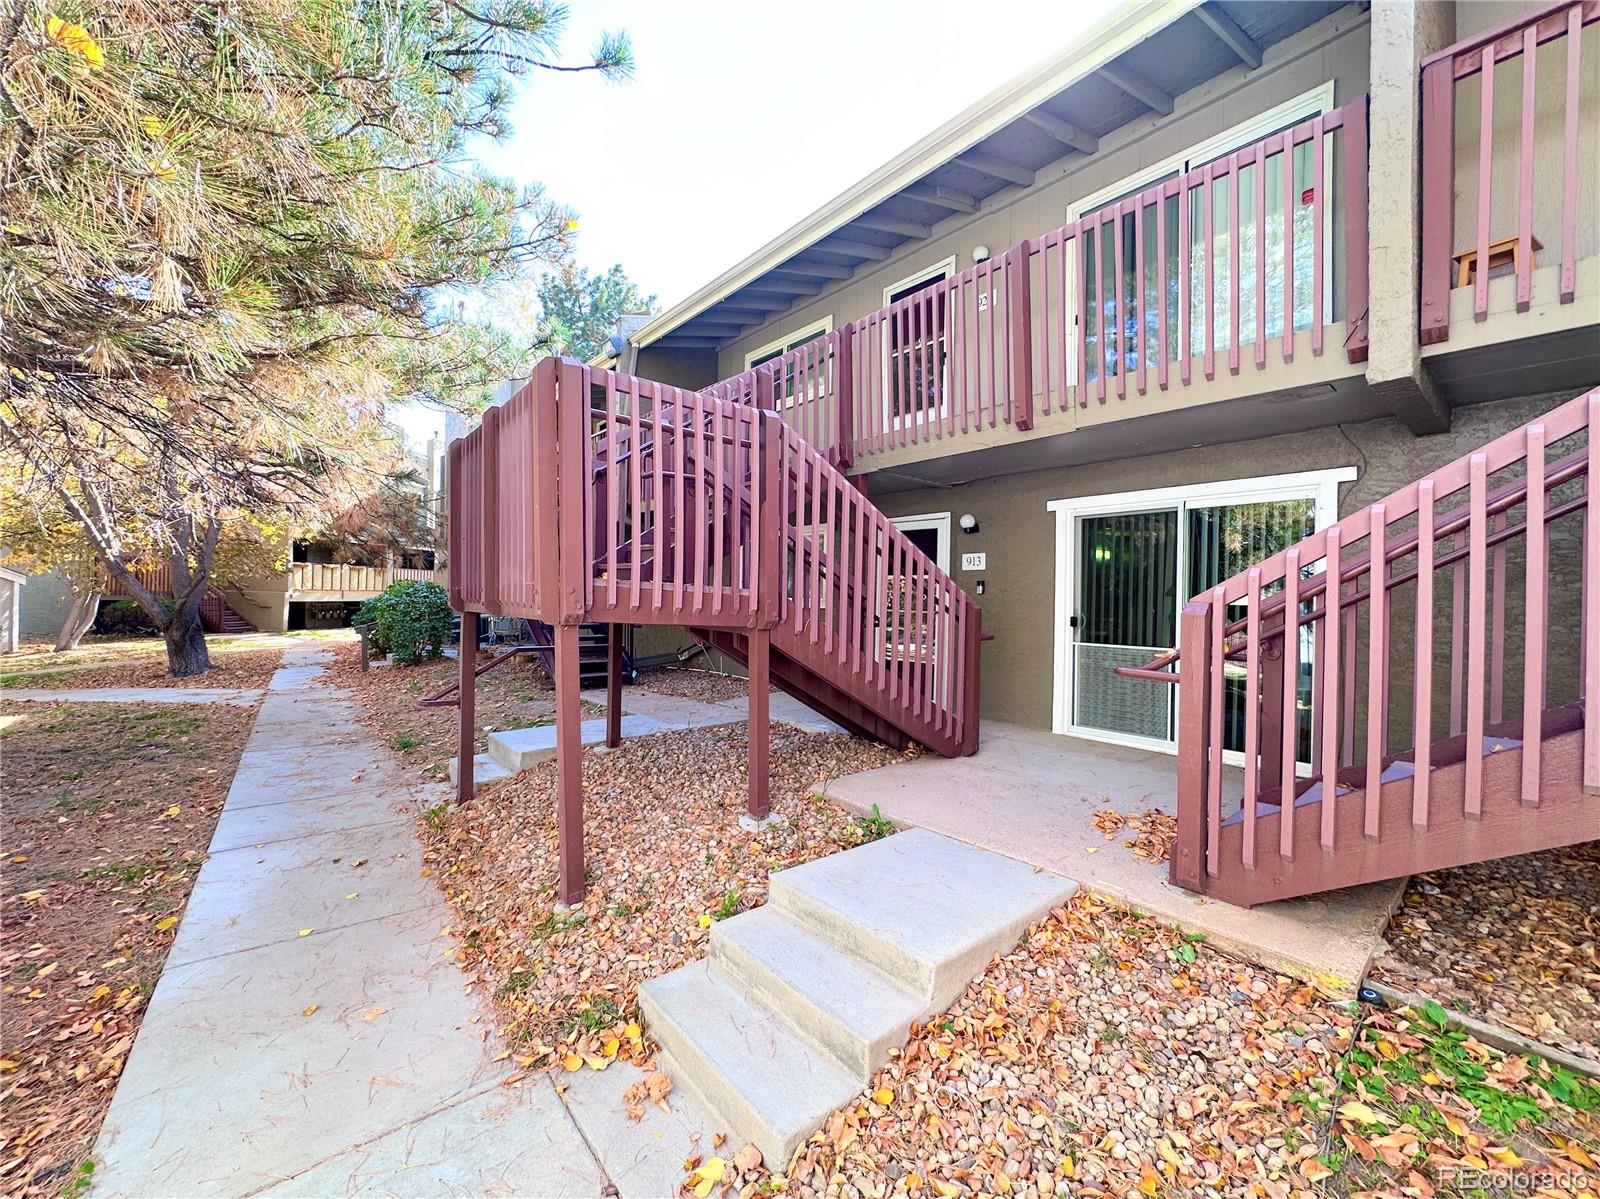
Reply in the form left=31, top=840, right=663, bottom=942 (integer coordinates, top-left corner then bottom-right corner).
left=599, top=0, right=1597, bottom=754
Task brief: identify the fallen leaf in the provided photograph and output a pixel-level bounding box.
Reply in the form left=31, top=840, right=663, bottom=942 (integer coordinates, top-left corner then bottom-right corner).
left=302, top=1004, right=319, bottom=1017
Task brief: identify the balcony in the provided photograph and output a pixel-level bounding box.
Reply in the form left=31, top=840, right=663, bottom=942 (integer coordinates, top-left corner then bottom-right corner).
left=1419, top=1, right=1600, bottom=404
left=289, top=562, right=443, bottom=600
left=706, top=97, right=1371, bottom=485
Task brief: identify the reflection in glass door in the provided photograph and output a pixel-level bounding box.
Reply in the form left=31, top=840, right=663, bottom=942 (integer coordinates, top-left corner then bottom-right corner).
left=1069, top=495, right=1318, bottom=753
left=1073, top=509, right=1179, bottom=742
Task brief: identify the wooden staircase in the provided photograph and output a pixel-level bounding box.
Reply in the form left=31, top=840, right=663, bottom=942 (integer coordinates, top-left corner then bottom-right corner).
left=103, top=571, right=258, bottom=634
left=446, top=357, right=981, bottom=901
left=1126, top=389, right=1600, bottom=906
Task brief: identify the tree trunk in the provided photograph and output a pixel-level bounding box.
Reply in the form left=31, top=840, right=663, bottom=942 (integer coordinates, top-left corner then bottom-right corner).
left=163, top=610, right=212, bottom=676
left=54, top=584, right=104, bottom=651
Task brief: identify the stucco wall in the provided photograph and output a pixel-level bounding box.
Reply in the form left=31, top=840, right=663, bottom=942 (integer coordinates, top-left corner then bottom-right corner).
left=871, top=387, right=1586, bottom=733
left=712, top=7, right=1373, bottom=382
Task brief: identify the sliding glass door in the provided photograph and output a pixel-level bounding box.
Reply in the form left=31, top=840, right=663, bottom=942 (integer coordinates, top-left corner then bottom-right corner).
left=1067, top=493, right=1317, bottom=753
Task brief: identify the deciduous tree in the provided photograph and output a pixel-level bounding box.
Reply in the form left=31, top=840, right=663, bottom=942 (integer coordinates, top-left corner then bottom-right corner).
left=0, top=0, right=630, bottom=674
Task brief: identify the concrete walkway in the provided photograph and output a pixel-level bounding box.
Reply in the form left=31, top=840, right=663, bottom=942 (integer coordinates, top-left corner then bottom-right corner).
left=92, top=646, right=714, bottom=1198
left=2, top=687, right=264, bottom=705
left=824, top=721, right=1403, bottom=997
left=588, top=683, right=847, bottom=736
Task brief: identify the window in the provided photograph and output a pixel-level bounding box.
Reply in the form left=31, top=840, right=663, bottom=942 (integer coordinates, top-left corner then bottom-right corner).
left=882, top=258, right=956, bottom=427
left=1064, top=84, right=1336, bottom=385
left=744, top=317, right=834, bottom=408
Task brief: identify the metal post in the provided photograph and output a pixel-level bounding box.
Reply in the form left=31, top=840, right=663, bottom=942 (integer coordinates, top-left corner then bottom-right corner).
left=455, top=612, right=477, bottom=805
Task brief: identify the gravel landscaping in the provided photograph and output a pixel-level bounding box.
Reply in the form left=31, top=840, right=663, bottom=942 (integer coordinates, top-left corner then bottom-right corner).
left=634, top=664, right=751, bottom=704
left=417, top=722, right=913, bottom=1058
left=1372, top=841, right=1599, bottom=1068
left=0, top=699, right=257, bottom=1197
left=686, top=895, right=1598, bottom=1199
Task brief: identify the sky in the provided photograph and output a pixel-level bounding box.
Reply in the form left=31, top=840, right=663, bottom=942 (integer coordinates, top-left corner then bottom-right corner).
left=471, top=0, right=1112, bottom=314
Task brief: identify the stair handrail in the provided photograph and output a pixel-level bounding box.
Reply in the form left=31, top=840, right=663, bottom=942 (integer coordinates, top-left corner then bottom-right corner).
left=1160, top=387, right=1599, bottom=895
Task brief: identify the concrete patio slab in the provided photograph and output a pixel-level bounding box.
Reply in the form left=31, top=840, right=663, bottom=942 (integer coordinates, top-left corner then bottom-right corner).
left=823, top=721, right=1403, bottom=997
left=0, top=687, right=264, bottom=705
left=225, top=743, right=414, bottom=805
left=487, top=713, right=678, bottom=770
left=559, top=1061, right=726, bottom=1199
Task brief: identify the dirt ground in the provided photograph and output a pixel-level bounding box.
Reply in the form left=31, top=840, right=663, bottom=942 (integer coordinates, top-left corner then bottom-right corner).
left=0, top=698, right=256, bottom=1197
left=634, top=664, right=750, bottom=704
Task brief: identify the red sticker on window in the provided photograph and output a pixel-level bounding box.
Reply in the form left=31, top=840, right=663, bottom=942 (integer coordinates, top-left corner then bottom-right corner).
left=1300, top=187, right=1315, bottom=205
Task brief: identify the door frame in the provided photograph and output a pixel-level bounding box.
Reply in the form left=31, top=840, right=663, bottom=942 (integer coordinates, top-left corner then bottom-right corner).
left=881, top=258, right=957, bottom=431
left=889, top=511, right=952, bottom=572
left=1047, top=466, right=1354, bottom=751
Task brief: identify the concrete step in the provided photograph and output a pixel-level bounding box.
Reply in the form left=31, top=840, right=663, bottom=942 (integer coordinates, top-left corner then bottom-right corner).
left=447, top=753, right=513, bottom=794
left=637, top=960, right=861, bottom=1167
left=710, top=907, right=925, bottom=1081
left=768, top=828, right=1078, bottom=1006
left=485, top=714, right=673, bottom=772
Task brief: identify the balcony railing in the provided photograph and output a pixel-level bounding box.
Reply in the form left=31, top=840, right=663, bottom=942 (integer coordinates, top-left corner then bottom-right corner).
left=705, top=96, right=1369, bottom=470
left=1420, top=1, right=1598, bottom=344
left=290, top=562, right=442, bottom=596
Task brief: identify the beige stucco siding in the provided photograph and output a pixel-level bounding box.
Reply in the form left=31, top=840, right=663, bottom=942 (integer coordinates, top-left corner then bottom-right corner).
left=870, top=388, right=1585, bottom=735
left=1447, top=4, right=1600, bottom=279
left=713, top=8, right=1373, bottom=382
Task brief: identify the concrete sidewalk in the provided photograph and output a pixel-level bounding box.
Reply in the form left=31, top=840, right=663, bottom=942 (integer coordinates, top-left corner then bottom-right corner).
left=92, top=645, right=713, bottom=1198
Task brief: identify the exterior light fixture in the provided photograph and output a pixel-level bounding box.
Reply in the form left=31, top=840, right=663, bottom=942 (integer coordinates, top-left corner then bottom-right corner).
left=972, top=245, right=991, bottom=263
left=959, top=513, right=979, bottom=534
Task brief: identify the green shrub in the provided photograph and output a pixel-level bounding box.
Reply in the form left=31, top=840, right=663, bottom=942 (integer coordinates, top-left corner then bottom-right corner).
left=351, top=580, right=452, bottom=664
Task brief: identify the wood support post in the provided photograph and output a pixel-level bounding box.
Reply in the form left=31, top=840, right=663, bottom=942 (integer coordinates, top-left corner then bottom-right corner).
left=747, top=628, right=771, bottom=820
left=1172, top=602, right=1212, bottom=893
left=455, top=612, right=477, bottom=805
left=835, top=326, right=855, bottom=468
left=555, top=621, right=585, bottom=903
left=1259, top=614, right=1285, bottom=796
left=1007, top=240, right=1034, bottom=431
left=606, top=623, right=623, bottom=749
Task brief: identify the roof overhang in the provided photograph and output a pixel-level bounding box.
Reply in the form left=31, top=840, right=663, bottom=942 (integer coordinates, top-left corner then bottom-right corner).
left=625, top=0, right=1349, bottom=358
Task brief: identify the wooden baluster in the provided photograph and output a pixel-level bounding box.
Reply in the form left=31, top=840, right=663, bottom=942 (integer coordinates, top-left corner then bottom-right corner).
left=1474, top=45, right=1494, bottom=323
left=1523, top=425, right=1546, bottom=806
left=1413, top=480, right=1435, bottom=828
left=1207, top=587, right=1226, bottom=877
left=1310, top=115, right=1325, bottom=356
left=1134, top=200, right=1148, bottom=394
left=1179, top=178, right=1192, bottom=387
left=1254, top=146, right=1267, bottom=369
left=1279, top=548, right=1301, bottom=860
left=1365, top=506, right=1387, bottom=837
left=1516, top=25, right=1536, bottom=312
left=1585, top=394, right=1600, bottom=791
left=1203, top=176, right=1216, bottom=382
left=1157, top=196, right=1170, bottom=390
left=1243, top=569, right=1261, bottom=869
left=1283, top=129, right=1296, bottom=363
left=1320, top=527, right=1341, bottom=849
left=1465, top=454, right=1488, bottom=817
left=1560, top=8, right=1581, bottom=304
left=1228, top=152, right=1241, bottom=375
left=1174, top=601, right=1213, bottom=891
left=1419, top=58, right=1456, bottom=344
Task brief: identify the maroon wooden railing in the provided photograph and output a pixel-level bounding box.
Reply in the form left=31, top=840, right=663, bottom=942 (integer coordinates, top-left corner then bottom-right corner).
left=704, top=97, right=1369, bottom=467
left=448, top=356, right=981, bottom=759
left=102, top=567, right=257, bottom=633
left=1129, top=387, right=1600, bottom=905
left=1420, top=1, right=1597, bottom=343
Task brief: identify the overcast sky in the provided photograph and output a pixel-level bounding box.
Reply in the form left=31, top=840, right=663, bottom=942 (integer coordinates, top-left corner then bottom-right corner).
left=471, top=0, right=1112, bottom=312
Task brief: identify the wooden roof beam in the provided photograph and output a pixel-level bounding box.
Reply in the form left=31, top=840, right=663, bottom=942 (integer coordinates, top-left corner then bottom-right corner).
left=852, top=214, right=933, bottom=239
left=1195, top=4, right=1262, bottom=70
left=773, top=261, right=854, bottom=279
left=1021, top=110, right=1098, bottom=155
left=955, top=151, right=1036, bottom=188
left=902, top=182, right=978, bottom=213
left=815, top=238, right=893, bottom=261
left=1101, top=64, right=1174, bottom=116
